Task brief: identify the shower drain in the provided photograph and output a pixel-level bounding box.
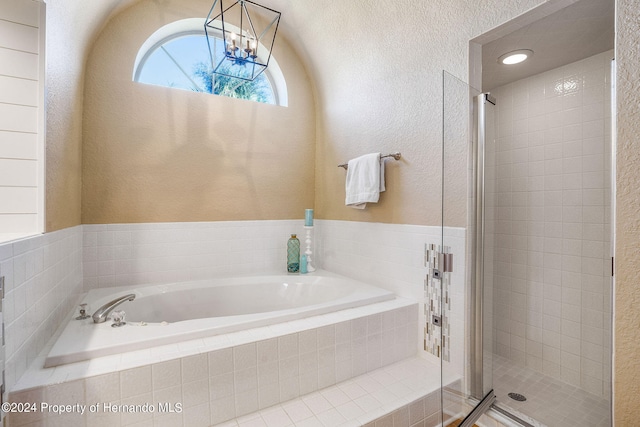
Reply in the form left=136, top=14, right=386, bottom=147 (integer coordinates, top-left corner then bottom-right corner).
left=508, top=392, right=527, bottom=402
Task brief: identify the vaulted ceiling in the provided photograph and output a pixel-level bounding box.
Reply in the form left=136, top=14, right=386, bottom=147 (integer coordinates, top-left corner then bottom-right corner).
left=55, top=0, right=615, bottom=98
left=49, top=0, right=319, bottom=93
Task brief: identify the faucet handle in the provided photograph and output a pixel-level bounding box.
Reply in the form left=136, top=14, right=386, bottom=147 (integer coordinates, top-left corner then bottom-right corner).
left=111, top=310, right=126, bottom=328
left=75, top=303, right=91, bottom=320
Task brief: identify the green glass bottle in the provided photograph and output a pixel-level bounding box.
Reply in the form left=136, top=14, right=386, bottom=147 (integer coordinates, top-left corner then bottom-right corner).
left=287, top=234, right=300, bottom=273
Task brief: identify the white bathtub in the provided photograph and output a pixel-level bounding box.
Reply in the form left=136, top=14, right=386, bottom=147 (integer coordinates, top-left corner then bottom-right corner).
left=45, top=271, right=394, bottom=367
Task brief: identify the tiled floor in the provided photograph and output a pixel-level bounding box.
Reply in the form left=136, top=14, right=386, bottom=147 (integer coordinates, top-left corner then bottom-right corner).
left=213, top=356, right=455, bottom=427
left=492, top=355, right=610, bottom=427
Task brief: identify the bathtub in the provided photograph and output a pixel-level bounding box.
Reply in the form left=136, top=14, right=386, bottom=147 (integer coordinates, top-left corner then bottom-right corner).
left=45, top=271, right=395, bottom=367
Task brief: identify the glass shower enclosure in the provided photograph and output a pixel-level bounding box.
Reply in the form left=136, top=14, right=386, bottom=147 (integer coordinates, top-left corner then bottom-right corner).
left=440, top=54, right=615, bottom=426
left=433, top=71, right=497, bottom=426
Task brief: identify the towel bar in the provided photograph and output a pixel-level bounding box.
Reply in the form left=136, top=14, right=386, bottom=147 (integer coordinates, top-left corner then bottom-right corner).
left=338, top=152, right=401, bottom=170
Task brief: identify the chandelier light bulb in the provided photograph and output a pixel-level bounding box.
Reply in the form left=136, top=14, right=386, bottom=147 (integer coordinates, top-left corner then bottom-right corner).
left=205, top=0, right=281, bottom=81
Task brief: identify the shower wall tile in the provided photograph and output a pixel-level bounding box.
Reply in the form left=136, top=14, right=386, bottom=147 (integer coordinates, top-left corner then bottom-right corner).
left=490, top=50, right=613, bottom=398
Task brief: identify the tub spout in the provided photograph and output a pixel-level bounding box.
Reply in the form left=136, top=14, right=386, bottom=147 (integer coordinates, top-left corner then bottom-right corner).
left=92, top=294, right=136, bottom=324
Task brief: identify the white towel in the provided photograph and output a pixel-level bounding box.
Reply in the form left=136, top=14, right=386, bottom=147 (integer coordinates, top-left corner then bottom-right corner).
left=345, top=153, right=386, bottom=209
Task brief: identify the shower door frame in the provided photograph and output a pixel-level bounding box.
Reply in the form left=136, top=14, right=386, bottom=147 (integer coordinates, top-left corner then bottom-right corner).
left=468, top=92, right=493, bottom=400
left=441, top=71, right=496, bottom=427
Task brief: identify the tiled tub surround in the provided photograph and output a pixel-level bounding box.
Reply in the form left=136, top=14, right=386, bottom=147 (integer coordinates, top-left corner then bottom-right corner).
left=83, top=220, right=464, bottom=310
left=0, top=221, right=502, bottom=427
left=489, top=50, right=613, bottom=399
left=0, top=226, right=83, bottom=391
left=9, top=299, right=419, bottom=426
left=82, top=219, right=467, bottom=372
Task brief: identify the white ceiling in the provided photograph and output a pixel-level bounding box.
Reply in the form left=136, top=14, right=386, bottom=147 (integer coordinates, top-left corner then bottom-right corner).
left=481, top=0, right=614, bottom=90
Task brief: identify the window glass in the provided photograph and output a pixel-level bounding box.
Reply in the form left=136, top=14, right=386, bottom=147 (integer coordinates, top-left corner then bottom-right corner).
left=136, top=34, right=275, bottom=104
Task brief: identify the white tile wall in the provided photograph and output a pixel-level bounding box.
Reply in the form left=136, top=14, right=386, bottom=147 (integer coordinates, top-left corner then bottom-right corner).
left=489, top=50, right=613, bottom=397
left=317, top=221, right=441, bottom=302
left=317, top=220, right=467, bottom=379
left=0, top=0, right=44, bottom=236
left=83, top=221, right=310, bottom=290
left=83, top=220, right=466, bottom=379
left=0, top=226, right=83, bottom=391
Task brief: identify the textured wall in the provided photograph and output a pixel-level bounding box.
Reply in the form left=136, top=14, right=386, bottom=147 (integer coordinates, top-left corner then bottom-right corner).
left=81, top=0, right=315, bottom=224
left=74, top=0, right=550, bottom=227
left=271, top=0, right=547, bottom=227
left=44, top=1, right=87, bottom=231
left=614, top=0, right=640, bottom=423
left=45, top=0, right=146, bottom=231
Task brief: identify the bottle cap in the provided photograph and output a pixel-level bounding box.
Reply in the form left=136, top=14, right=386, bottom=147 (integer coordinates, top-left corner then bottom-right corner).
left=291, top=234, right=297, bottom=238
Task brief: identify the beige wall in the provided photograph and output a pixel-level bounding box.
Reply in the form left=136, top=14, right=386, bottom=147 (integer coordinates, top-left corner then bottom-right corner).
left=45, top=1, right=83, bottom=231
left=80, top=0, right=549, bottom=228
left=614, top=0, right=640, bottom=423
left=81, top=0, right=315, bottom=224
left=46, top=0, right=154, bottom=231
left=272, top=0, right=549, bottom=228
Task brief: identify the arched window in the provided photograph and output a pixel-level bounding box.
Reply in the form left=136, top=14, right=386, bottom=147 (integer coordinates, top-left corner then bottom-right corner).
left=133, top=18, right=287, bottom=106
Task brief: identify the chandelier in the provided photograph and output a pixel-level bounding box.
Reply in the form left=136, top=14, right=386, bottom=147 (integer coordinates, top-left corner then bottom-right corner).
left=205, top=0, right=281, bottom=81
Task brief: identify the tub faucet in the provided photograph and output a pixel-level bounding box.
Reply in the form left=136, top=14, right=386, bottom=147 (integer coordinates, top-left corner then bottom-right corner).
left=92, top=294, right=136, bottom=323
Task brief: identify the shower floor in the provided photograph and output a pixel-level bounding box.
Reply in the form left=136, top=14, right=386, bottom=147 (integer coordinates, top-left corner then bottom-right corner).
left=492, top=355, right=610, bottom=427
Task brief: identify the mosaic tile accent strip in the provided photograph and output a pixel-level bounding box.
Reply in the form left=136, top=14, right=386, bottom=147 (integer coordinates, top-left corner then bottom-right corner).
left=424, top=244, right=452, bottom=362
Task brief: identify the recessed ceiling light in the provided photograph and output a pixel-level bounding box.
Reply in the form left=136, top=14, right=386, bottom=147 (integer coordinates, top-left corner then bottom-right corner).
left=498, top=49, right=534, bottom=65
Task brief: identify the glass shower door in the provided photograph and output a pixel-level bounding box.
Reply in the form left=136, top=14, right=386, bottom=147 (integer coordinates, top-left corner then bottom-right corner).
left=437, top=71, right=494, bottom=426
